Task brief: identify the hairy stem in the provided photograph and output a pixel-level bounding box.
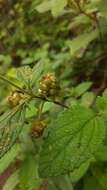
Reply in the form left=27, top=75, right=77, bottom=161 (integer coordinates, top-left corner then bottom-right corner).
left=0, top=74, right=69, bottom=109
left=38, top=101, right=45, bottom=120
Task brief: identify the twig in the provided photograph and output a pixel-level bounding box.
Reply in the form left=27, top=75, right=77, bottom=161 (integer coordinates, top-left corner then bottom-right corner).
left=74, top=0, right=104, bottom=47
left=38, top=101, right=45, bottom=120
left=74, top=0, right=94, bottom=20
left=0, top=74, right=69, bottom=109
left=0, top=75, right=23, bottom=91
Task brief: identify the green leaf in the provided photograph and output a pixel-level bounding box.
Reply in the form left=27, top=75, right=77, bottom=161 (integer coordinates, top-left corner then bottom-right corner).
left=51, top=0, right=67, bottom=17
left=96, top=96, right=106, bottom=113
left=83, top=175, right=102, bottom=190
left=43, top=102, right=54, bottom=112
left=31, top=61, right=53, bottom=88
left=2, top=170, right=19, bottom=190
left=17, top=66, right=32, bottom=88
left=31, top=62, right=44, bottom=87
left=39, top=105, right=105, bottom=177
left=36, top=1, right=51, bottom=13
left=81, top=92, right=95, bottom=108
left=91, top=165, right=107, bottom=189
left=26, top=101, right=37, bottom=118
left=52, top=175, right=73, bottom=190
left=98, top=0, right=107, bottom=18
left=95, top=145, right=107, bottom=161
left=96, top=89, right=107, bottom=115
left=66, top=30, right=98, bottom=56
left=36, top=0, right=67, bottom=17
left=69, top=14, right=91, bottom=29
left=74, top=82, right=92, bottom=97
left=19, top=154, right=41, bottom=189
left=0, top=104, right=26, bottom=158
left=0, top=144, right=20, bottom=174
left=70, top=160, right=90, bottom=183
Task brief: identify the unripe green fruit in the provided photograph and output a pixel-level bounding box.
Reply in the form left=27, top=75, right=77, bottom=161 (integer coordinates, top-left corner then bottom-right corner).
left=31, top=120, right=45, bottom=138
left=7, top=91, right=29, bottom=107
left=38, top=73, right=58, bottom=98
left=7, top=92, right=22, bottom=107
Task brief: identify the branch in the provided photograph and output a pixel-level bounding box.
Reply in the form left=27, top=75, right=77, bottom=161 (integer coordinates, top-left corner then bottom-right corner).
left=30, top=94, right=69, bottom=109
left=0, top=75, right=23, bottom=91
left=0, top=74, right=69, bottom=109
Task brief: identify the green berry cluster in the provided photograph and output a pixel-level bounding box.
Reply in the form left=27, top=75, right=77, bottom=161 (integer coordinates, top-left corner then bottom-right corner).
left=7, top=92, right=23, bottom=107
left=7, top=91, right=30, bottom=107
left=31, top=120, right=45, bottom=138
left=38, top=73, right=58, bottom=98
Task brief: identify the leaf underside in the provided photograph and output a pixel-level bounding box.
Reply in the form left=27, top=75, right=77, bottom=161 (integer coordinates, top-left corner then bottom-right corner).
left=0, top=104, right=26, bottom=159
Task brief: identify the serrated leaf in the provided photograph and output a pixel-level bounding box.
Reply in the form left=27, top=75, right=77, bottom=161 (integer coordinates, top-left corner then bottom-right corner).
left=0, top=144, right=20, bottom=174
left=0, top=104, right=26, bottom=158
left=39, top=105, right=105, bottom=177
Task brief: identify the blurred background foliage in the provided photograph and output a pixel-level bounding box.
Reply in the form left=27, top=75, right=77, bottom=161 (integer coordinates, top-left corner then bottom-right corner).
left=0, top=0, right=107, bottom=190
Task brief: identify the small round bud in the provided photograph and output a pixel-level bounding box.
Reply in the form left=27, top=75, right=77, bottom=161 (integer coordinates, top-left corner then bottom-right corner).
left=30, top=120, right=45, bottom=138
left=7, top=92, right=23, bottom=107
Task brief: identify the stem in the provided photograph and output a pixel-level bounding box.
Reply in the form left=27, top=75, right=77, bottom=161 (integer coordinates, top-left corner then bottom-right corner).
left=74, top=0, right=94, bottom=20
left=0, top=75, right=23, bottom=91
left=38, top=101, right=45, bottom=120
left=0, top=74, right=69, bottom=109
left=74, top=0, right=105, bottom=52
